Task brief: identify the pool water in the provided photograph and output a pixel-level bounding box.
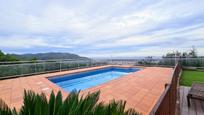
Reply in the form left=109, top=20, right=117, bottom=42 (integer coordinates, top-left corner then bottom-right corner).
left=49, top=67, right=140, bottom=91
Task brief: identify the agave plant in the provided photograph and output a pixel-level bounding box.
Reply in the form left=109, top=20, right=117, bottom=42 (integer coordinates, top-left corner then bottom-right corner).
left=0, top=90, right=140, bottom=115
left=0, top=98, right=17, bottom=115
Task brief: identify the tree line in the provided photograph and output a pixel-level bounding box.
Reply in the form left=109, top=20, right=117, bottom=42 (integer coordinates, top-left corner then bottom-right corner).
left=0, top=50, right=19, bottom=62
left=163, top=46, right=198, bottom=58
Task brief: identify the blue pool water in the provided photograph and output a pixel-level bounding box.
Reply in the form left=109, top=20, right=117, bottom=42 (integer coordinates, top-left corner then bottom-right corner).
left=49, top=67, right=140, bottom=91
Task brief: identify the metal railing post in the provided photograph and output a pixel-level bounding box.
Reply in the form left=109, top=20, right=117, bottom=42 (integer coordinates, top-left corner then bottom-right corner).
left=60, top=60, right=62, bottom=72
left=35, top=62, right=37, bottom=73
left=68, top=62, right=70, bottom=70
left=21, top=64, right=23, bottom=76
left=43, top=62, right=46, bottom=72
left=77, top=62, right=79, bottom=69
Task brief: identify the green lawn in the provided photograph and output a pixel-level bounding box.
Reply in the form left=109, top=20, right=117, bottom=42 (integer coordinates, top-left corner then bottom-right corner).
left=180, top=70, right=204, bottom=86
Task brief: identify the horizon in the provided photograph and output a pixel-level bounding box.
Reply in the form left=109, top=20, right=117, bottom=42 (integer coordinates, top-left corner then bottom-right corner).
left=2, top=51, right=203, bottom=59
left=0, top=0, right=204, bottom=57
left=0, top=50, right=163, bottom=58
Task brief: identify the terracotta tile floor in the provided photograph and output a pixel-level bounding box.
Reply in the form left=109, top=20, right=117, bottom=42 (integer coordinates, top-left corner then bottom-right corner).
left=0, top=65, right=173, bottom=115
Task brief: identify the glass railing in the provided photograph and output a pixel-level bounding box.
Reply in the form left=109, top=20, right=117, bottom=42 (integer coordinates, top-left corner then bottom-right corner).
left=0, top=59, right=107, bottom=79
left=105, top=58, right=204, bottom=67
left=0, top=57, right=204, bottom=79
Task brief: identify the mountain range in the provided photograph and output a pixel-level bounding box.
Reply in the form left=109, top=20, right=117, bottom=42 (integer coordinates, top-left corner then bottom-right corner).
left=11, top=52, right=89, bottom=60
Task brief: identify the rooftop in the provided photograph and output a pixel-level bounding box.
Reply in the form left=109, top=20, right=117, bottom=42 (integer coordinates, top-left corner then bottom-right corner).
left=0, top=65, right=173, bottom=115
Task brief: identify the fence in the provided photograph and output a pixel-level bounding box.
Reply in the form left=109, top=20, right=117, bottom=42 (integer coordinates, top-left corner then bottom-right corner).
left=0, top=59, right=107, bottom=79
left=106, top=58, right=204, bottom=67
left=149, top=63, right=182, bottom=115
left=0, top=57, right=202, bottom=79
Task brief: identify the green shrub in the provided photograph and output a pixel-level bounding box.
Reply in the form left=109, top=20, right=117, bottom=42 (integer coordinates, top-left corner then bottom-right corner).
left=0, top=90, right=140, bottom=115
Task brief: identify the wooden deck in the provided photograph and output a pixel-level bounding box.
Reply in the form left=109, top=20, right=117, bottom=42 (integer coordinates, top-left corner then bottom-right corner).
left=180, top=86, right=204, bottom=115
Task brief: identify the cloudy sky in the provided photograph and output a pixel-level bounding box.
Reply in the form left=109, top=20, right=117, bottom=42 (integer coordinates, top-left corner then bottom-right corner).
left=0, top=0, right=204, bottom=57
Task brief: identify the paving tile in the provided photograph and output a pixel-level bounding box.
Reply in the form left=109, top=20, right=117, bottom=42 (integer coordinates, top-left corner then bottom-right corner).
left=0, top=65, right=173, bottom=114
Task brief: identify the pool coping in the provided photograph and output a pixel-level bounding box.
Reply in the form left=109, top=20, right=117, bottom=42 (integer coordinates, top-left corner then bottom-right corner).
left=45, top=65, right=145, bottom=79
left=48, top=65, right=143, bottom=92
left=44, top=65, right=144, bottom=95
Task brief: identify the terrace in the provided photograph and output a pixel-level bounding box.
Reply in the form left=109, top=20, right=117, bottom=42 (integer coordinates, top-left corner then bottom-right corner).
left=0, top=58, right=204, bottom=115
left=179, top=70, right=204, bottom=115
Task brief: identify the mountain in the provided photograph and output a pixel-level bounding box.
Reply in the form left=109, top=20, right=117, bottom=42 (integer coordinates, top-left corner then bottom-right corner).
left=11, top=52, right=89, bottom=60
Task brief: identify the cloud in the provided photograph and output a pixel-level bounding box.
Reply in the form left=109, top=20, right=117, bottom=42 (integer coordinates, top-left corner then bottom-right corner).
left=0, top=35, right=46, bottom=48
left=0, top=35, right=73, bottom=49
left=0, top=0, right=204, bottom=57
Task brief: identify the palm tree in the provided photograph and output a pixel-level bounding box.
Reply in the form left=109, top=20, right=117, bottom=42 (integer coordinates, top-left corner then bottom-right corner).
left=0, top=90, right=140, bottom=115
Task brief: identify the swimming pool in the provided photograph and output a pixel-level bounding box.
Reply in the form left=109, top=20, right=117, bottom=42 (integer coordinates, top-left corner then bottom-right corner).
left=49, top=67, right=140, bottom=91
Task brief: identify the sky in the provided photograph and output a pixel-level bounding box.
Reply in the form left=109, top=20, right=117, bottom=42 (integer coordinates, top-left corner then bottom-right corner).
left=0, top=0, right=204, bottom=58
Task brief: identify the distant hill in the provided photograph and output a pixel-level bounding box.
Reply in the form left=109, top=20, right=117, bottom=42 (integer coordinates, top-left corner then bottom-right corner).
left=11, top=52, right=89, bottom=60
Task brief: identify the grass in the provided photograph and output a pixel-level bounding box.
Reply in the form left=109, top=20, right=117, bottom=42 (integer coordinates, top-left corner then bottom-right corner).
left=180, top=70, right=204, bottom=86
